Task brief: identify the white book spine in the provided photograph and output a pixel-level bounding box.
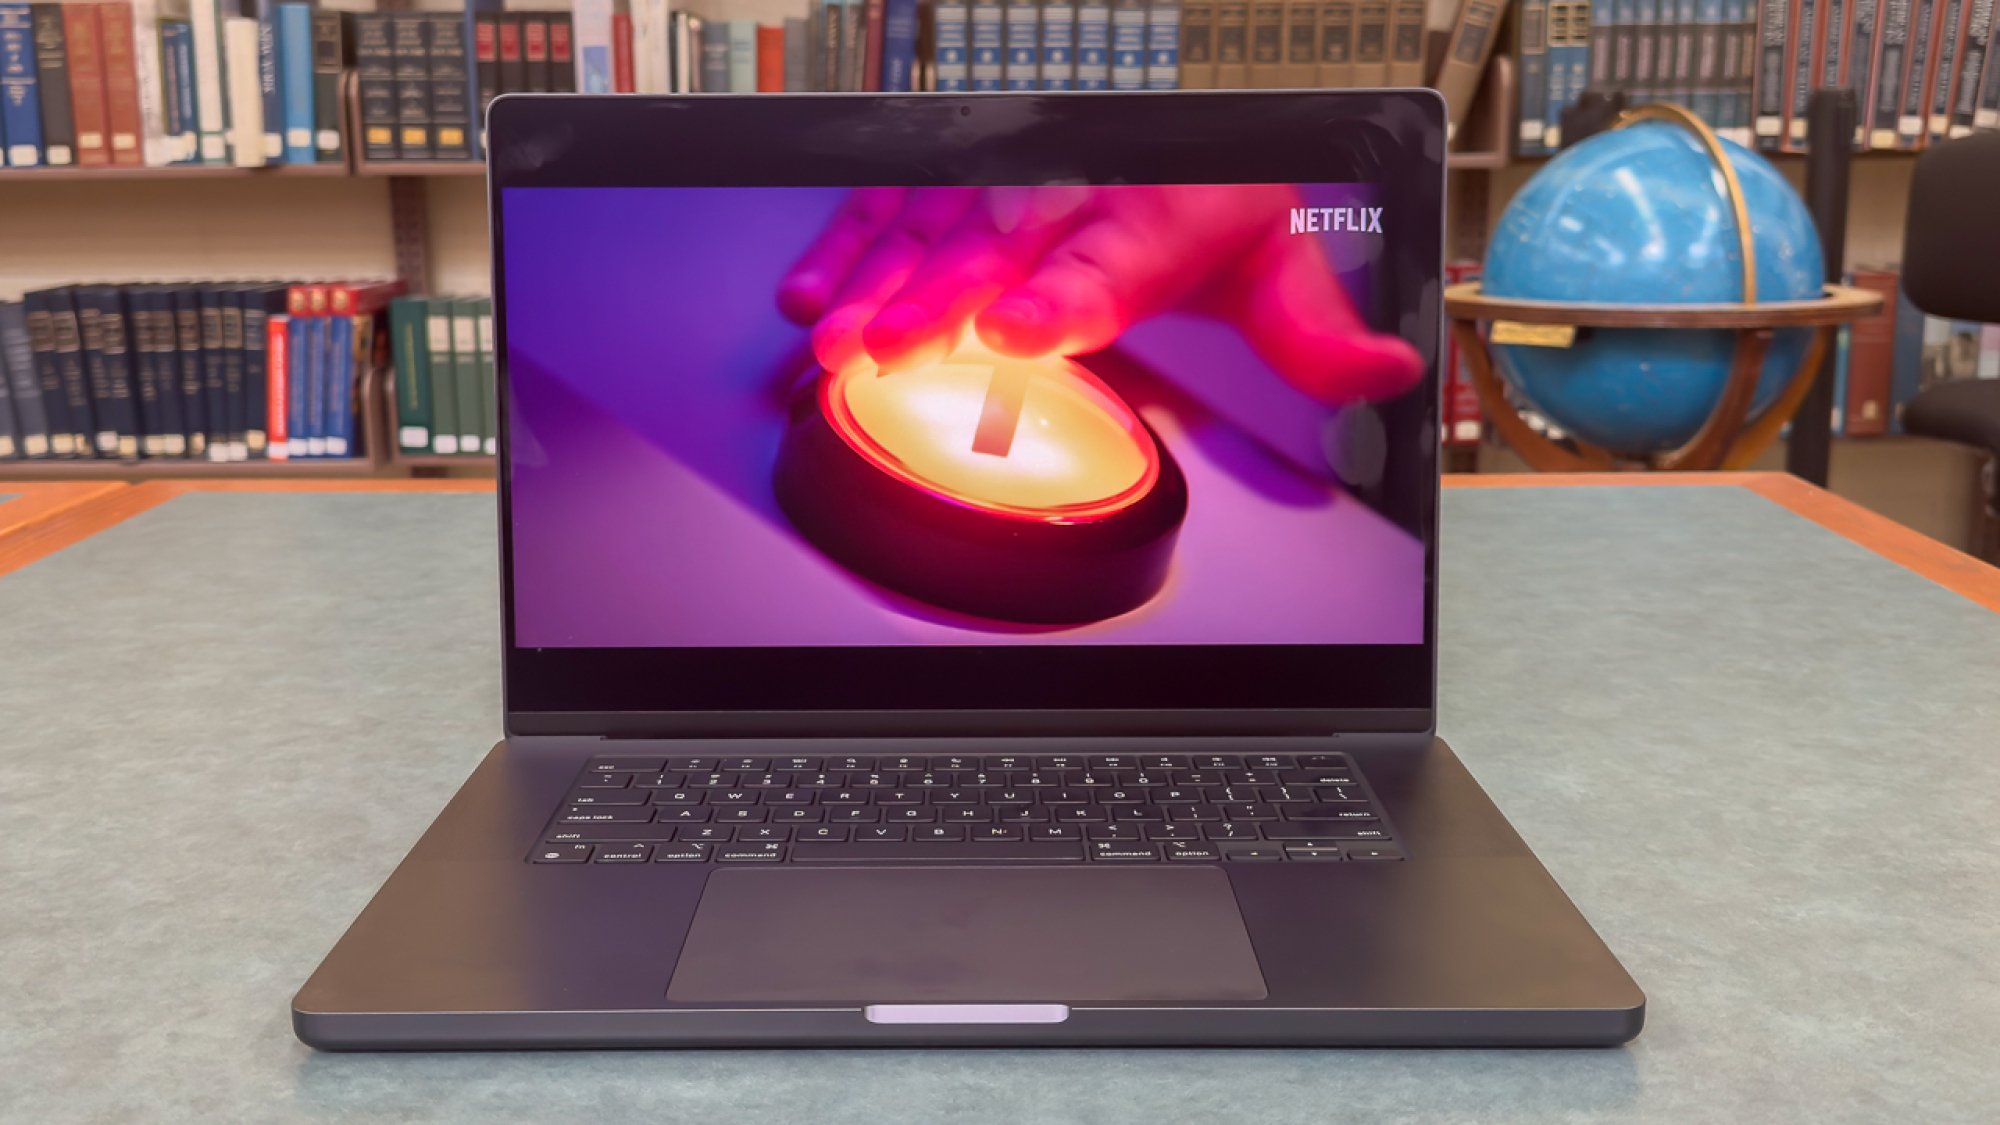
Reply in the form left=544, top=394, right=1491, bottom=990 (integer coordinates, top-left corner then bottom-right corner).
left=224, top=17, right=264, bottom=167
left=574, top=0, right=615, bottom=92
left=129, top=0, right=171, bottom=165
left=190, top=0, right=227, bottom=161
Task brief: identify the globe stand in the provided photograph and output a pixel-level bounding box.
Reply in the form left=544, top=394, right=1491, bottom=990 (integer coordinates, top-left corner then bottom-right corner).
left=1444, top=103, right=1885, bottom=472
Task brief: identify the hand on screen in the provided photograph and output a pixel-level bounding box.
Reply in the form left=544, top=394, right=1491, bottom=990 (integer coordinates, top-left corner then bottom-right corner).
left=776, top=184, right=1423, bottom=405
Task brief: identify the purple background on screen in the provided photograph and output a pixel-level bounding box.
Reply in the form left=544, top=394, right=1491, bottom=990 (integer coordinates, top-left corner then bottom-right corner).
left=502, top=185, right=1424, bottom=647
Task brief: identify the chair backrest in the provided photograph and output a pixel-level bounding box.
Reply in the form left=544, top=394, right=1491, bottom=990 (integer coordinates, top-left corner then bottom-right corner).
left=1902, top=131, right=2000, bottom=324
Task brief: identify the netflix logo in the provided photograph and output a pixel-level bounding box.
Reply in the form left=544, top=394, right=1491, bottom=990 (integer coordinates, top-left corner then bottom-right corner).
left=1290, top=207, right=1385, bottom=234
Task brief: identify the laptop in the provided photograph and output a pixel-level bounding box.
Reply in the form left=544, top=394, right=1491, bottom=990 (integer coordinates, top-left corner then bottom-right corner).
left=293, top=91, right=1644, bottom=1048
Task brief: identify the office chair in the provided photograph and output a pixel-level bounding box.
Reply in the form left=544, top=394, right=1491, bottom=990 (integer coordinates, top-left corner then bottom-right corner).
left=1900, top=130, right=2000, bottom=562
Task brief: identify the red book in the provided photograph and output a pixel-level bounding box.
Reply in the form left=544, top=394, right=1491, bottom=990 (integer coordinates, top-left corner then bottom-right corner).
left=549, top=15, right=574, bottom=91
left=326, top=281, right=407, bottom=318
left=266, top=312, right=290, bottom=461
left=1443, top=261, right=1483, bottom=448
left=612, top=13, right=633, bottom=91
left=62, top=3, right=110, bottom=167
left=96, top=2, right=144, bottom=166
left=757, top=24, right=784, bottom=91
left=498, top=16, right=522, bottom=94
left=863, top=0, right=886, bottom=90
left=1843, top=269, right=1901, bottom=437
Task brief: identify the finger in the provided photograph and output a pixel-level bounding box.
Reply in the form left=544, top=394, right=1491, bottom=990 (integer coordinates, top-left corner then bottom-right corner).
left=973, top=216, right=1194, bottom=358
left=776, top=187, right=907, bottom=325
left=810, top=188, right=977, bottom=372
left=861, top=187, right=1091, bottom=371
left=1230, top=235, right=1425, bottom=404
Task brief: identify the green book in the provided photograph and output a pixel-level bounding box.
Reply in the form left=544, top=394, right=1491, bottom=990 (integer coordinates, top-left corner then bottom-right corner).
left=388, top=296, right=432, bottom=453
left=451, top=296, right=483, bottom=454
left=474, top=297, right=496, bottom=456
left=427, top=298, right=461, bottom=455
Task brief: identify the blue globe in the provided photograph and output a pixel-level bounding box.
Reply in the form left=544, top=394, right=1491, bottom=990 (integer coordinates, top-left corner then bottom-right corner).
left=1483, top=121, right=1825, bottom=456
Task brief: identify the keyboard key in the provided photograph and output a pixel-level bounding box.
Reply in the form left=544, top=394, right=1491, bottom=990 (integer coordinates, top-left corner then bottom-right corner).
left=796, top=826, right=851, bottom=843
left=878, top=790, right=926, bottom=805
left=888, top=807, right=938, bottom=822
left=933, top=790, right=980, bottom=805
left=830, top=807, right=882, bottom=823
left=912, top=825, right=968, bottom=842
left=971, top=826, right=1026, bottom=842
left=822, top=790, right=868, bottom=805
left=1087, top=823, right=1143, bottom=841
left=560, top=807, right=654, bottom=823
left=1217, top=803, right=1278, bottom=821
left=1264, top=823, right=1390, bottom=841
left=775, top=757, right=820, bottom=771
left=531, top=843, right=592, bottom=863
left=631, top=773, right=684, bottom=788
left=1299, top=755, right=1350, bottom=769
left=1088, top=756, right=1139, bottom=770
left=679, top=825, right=734, bottom=843
left=546, top=824, right=679, bottom=842
left=739, top=826, right=791, bottom=842
left=706, top=790, right=759, bottom=805
left=652, top=790, right=703, bottom=805
left=934, top=756, right=979, bottom=771
left=713, top=807, right=770, bottom=823
left=1347, top=845, right=1407, bottom=861
left=1144, top=823, right=1201, bottom=841
left=1056, top=806, right=1109, bottom=823
left=1110, top=806, right=1166, bottom=822
left=766, top=789, right=814, bottom=805
left=566, top=789, right=651, bottom=806
left=946, top=807, right=994, bottom=822
left=593, top=845, right=653, bottom=863
left=1089, top=842, right=1158, bottom=862
left=884, top=756, right=928, bottom=771
left=1193, top=755, right=1241, bottom=770
left=1221, top=844, right=1284, bottom=862
left=1284, top=845, right=1347, bottom=862
left=668, top=758, right=718, bottom=772
left=1203, top=822, right=1261, bottom=841
left=1245, top=755, right=1294, bottom=770
left=1098, top=788, right=1145, bottom=805
left=1041, top=788, right=1090, bottom=805
left=1165, top=805, right=1222, bottom=822
left=722, top=757, right=769, bottom=772
left=1285, top=804, right=1379, bottom=820
left=792, top=842, right=1084, bottom=863
left=588, top=758, right=665, bottom=773
left=996, top=806, right=1051, bottom=822
left=1140, top=756, right=1181, bottom=771
left=1283, top=770, right=1359, bottom=786
left=657, top=807, right=713, bottom=822
left=1165, top=842, right=1224, bottom=862
left=987, top=789, right=1032, bottom=805
left=1314, top=786, right=1370, bottom=804
left=983, top=755, right=1028, bottom=770
left=770, top=807, right=825, bottom=823
left=717, top=844, right=787, bottom=862
left=652, top=844, right=712, bottom=862
left=827, top=756, right=871, bottom=771
left=574, top=773, right=633, bottom=789
left=855, top=825, right=909, bottom=842
left=1258, top=786, right=1314, bottom=804
left=1031, top=825, right=1083, bottom=842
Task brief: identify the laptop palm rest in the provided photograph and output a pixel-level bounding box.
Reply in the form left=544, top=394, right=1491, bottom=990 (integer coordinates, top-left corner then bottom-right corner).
left=665, top=867, right=1269, bottom=1005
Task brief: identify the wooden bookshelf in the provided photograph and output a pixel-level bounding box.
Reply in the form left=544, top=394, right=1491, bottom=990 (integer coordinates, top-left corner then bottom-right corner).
left=353, top=159, right=486, bottom=178
left=0, top=457, right=394, bottom=481
left=0, top=162, right=349, bottom=182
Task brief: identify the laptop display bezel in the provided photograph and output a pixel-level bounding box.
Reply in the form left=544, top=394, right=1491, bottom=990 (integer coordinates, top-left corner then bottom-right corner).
left=486, top=92, right=1443, bottom=735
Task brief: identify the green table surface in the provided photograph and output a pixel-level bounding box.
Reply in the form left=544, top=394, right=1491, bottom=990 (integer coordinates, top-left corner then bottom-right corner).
left=2, top=486, right=1997, bottom=1124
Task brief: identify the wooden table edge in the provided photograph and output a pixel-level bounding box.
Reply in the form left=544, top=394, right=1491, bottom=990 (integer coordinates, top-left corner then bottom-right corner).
left=0, top=481, right=129, bottom=540
left=1448, top=471, right=2000, bottom=613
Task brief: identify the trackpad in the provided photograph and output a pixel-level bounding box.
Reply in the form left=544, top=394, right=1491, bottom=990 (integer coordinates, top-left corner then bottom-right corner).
left=666, top=866, right=1268, bottom=1003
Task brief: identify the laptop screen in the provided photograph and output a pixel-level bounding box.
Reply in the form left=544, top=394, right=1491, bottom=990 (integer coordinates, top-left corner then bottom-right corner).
left=502, top=181, right=1426, bottom=650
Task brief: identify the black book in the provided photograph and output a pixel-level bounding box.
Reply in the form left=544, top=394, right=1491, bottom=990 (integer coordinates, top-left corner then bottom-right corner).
left=498, top=13, right=527, bottom=93
left=353, top=14, right=397, bottom=162
left=75, top=287, right=137, bottom=459
left=47, top=289, right=95, bottom=455
left=98, top=289, right=146, bottom=459
left=241, top=284, right=287, bottom=457
left=21, top=291, right=77, bottom=457
left=125, top=286, right=166, bottom=456
left=427, top=13, right=472, bottom=161
left=28, top=4, right=75, bottom=167
left=392, top=14, right=433, bottom=159
left=523, top=13, right=551, bottom=91
left=140, top=289, right=188, bottom=457
left=473, top=13, right=500, bottom=114
left=312, top=10, right=347, bottom=162
left=551, top=13, right=575, bottom=92
left=220, top=286, right=249, bottom=460
left=0, top=301, right=51, bottom=458
left=168, top=286, right=208, bottom=458
left=197, top=286, right=230, bottom=461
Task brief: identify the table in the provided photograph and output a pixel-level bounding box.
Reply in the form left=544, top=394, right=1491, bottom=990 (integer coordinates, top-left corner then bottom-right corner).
left=2, top=474, right=1996, bottom=1124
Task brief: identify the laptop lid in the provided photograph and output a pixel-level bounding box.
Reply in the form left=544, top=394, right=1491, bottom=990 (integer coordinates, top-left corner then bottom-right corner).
left=487, top=92, right=1443, bottom=738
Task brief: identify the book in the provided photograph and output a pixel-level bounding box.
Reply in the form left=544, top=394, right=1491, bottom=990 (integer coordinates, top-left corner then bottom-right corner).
left=1041, top=0, right=1077, bottom=86
left=1848, top=0, right=1880, bottom=145
left=1245, top=0, right=1278, bottom=86
left=550, top=13, right=574, bottom=93
left=972, top=0, right=1005, bottom=88
left=574, top=0, right=612, bottom=92
left=306, top=7, right=342, bottom=158
left=188, top=0, right=224, bottom=162
left=1896, top=0, right=1936, bottom=146
left=61, top=3, right=108, bottom=166
left=475, top=297, right=495, bottom=454
left=1147, top=0, right=1181, bottom=86
left=159, top=6, right=195, bottom=160
left=1350, top=0, right=1387, bottom=84
left=1666, top=0, right=1696, bottom=109
left=497, top=13, right=523, bottom=96
left=450, top=296, right=481, bottom=454
left=264, top=289, right=288, bottom=459
left=1180, top=0, right=1215, bottom=86
left=1979, top=4, right=2000, bottom=127
left=1274, top=0, right=1313, bottom=87
left=276, top=3, right=310, bottom=163
left=1438, top=0, right=1508, bottom=141
left=727, top=19, right=755, bottom=91
left=0, top=1, right=38, bottom=166
left=843, top=0, right=866, bottom=89
left=354, top=14, right=394, bottom=162
left=1543, top=1, right=1575, bottom=149
left=1842, top=268, right=1898, bottom=435
left=167, top=286, right=203, bottom=456
left=429, top=12, right=471, bottom=161
left=1212, top=0, right=1246, bottom=85
left=194, top=285, right=226, bottom=458
left=73, top=287, right=131, bottom=457
left=389, top=295, right=430, bottom=453
left=1922, top=0, right=1966, bottom=143
left=473, top=11, right=499, bottom=125
left=523, top=13, right=551, bottom=92
left=243, top=285, right=284, bottom=456
left=1870, top=0, right=1911, bottom=145
left=679, top=12, right=701, bottom=91
left=864, top=0, right=887, bottom=88
left=1315, top=0, right=1351, bottom=85
left=757, top=23, right=784, bottom=89
left=124, top=286, right=161, bottom=454
left=1693, top=0, right=1725, bottom=125
left=1005, top=0, right=1041, bottom=89
left=1590, top=0, right=1615, bottom=91
left=611, top=9, right=632, bottom=91
left=222, top=14, right=262, bottom=168
left=1754, top=0, right=1787, bottom=145
left=218, top=284, right=247, bottom=458
left=0, top=301, right=49, bottom=457
left=282, top=285, right=308, bottom=456
left=1517, top=0, right=1548, bottom=151
left=1386, top=0, right=1422, bottom=85
left=426, top=299, right=458, bottom=455
left=935, top=0, right=970, bottom=87
left=146, top=288, right=187, bottom=455
left=249, top=0, right=279, bottom=161
left=699, top=17, right=728, bottom=91
left=784, top=15, right=809, bottom=89
left=28, top=4, right=71, bottom=165
left=463, top=0, right=497, bottom=157
left=22, top=291, right=78, bottom=455
left=1947, top=0, right=1992, bottom=134
left=391, top=14, right=431, bottom=160
left=0, top=326, right=18, bottom=455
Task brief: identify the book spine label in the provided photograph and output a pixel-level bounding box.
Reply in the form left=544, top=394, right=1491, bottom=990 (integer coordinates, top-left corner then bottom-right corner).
left=188, top=0, right=224, bottom=162
left=935, top=0, right=970, bottom=87
left=429, top=13, right=470, bottom=160
left=309, top=10, right=340, bottom=158
left=1005, top=0, right=1041, bottom=90
left=1896, top=0, right=1935, bottom=144
left=62, top=4, right=109, bottom=166
left=276, top=4, right=311, bottom=162
left=972, top=0, right=1005, bottom=88
left=1147, top=0, right=1181, bottom=87
left=392, top=14, right=430, bottom=159
left=883, top=0, right=919, bottom=89
left=0, top=3, right=40, bottom=166
left=255, top=0, right=280, bottom=159
left=1949, top=0, right=1991, bottom=133
left=28, top=5, right=72, bottom=164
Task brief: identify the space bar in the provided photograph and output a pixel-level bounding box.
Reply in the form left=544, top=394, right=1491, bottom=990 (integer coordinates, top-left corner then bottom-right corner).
left=791, top=842, right=1085, bottom=863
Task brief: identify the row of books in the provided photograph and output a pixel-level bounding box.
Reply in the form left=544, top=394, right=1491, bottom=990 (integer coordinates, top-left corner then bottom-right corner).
left=0, top=0, right=347, bottom=169
left=1516, top=0, right=2000, bottom=155
left=0, top=279, right=397, bottom=462
left=385, top=294, right=497, bottom=458
left=355, top=10, right=574, bottom=163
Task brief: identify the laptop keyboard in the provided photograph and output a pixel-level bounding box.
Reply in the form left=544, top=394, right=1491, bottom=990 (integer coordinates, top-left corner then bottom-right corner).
left=530, top=752, right=1403, bottom=865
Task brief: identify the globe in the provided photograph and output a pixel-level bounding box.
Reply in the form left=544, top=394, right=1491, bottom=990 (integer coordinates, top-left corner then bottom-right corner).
left=1482, top=120, right=1825, bottom=457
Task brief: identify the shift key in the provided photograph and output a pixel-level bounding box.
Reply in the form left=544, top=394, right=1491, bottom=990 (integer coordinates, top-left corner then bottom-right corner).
left=1264, top=823, right=1392, bottom=841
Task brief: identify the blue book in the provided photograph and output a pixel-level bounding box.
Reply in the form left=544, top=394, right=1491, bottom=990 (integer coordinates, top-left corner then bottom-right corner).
left=162, top=21, right=198, bottom=163
left=1830, top=324, right=1850, bottom=438
left=934, top=0, right=970, bottom=88
left=1039, top=1, right=1075, bottom=87
left=286, top=313, right=310, bottom=457
left=1076, top=0, right=1111, bottom=87
left=0, top=299, right=49, bottom=457
left=327, top=313, right=353, bottom=457
left=254, top=0, right=282, bottom=160
left=0, top=2, right=40, bottom=166
left=1888, top=283, right=1925, bottom=434
left=276, top=4, right=312, bottom=164
left=1145, top=0, right=1179, bottom=88
left=726, top=19, right=755, bottom=92
left=1110, top=0, right=1146, bottom=88
left=881, top=0, right=919, bottom=90
left=1516, top=0, right=1548, bottom=153
left=1004, top=0, right=1040, bottom=89
left=971, top=0, right=1005, bottom=89
left=700, top=18, right=730, bottom=92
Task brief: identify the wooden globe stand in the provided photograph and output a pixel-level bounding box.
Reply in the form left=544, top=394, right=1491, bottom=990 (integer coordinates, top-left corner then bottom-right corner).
left=1444, top=103, right=1885, bottom=472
